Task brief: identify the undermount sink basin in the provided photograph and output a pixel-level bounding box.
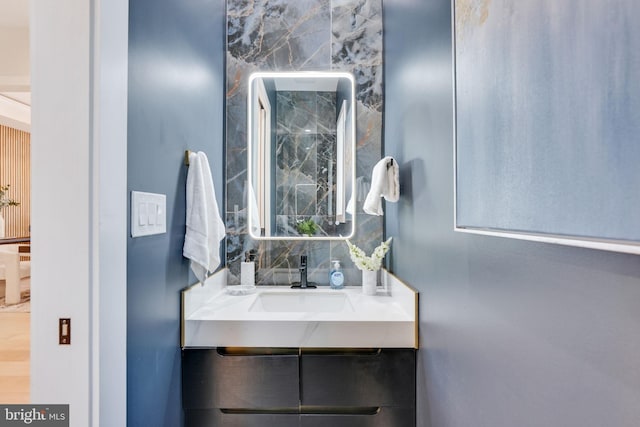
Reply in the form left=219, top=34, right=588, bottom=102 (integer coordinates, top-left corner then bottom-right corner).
left=249, top=292, right=354, bottom=313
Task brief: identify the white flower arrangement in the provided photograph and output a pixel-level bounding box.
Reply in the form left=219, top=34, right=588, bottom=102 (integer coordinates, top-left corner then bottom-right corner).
left=346, top=237, right=393, bottom=271
left=0, top=185, right=19, bottom=210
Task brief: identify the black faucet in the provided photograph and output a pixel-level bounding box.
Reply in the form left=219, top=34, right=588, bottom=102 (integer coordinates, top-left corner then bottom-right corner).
left=291, top=255, right=316, bottom=289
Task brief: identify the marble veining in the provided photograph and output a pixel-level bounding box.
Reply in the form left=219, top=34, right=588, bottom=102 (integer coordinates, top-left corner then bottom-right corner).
left=227, top=0, right=331, bottom=70
left=274, top=91, right=337, bottom=235
left=225, top=0, right=384, bottom=284
left=331, top=0, right=383, bottom=110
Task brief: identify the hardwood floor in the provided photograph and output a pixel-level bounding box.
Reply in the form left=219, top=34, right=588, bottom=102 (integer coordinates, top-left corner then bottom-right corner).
left=0, top=312, right=29, bottom=403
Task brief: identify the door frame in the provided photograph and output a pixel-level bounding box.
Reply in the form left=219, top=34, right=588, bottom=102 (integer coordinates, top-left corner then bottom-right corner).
left=30, top=0, right=128, bottom=425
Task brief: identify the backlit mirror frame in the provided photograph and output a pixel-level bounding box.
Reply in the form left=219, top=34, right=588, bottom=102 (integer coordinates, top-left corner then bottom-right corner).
left=247, top=71, right=357, bottom=241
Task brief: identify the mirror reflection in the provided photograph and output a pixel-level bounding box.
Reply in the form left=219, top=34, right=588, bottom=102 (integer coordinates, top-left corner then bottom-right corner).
left=247, top=71, right=356, bottom=240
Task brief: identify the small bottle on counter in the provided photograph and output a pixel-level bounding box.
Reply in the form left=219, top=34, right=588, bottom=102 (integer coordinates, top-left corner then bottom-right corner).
left=248, top=249, right=259, bottom=284
left=329, top=260, right=344, bottom=289
left=241, top=250, right=257, bottom=287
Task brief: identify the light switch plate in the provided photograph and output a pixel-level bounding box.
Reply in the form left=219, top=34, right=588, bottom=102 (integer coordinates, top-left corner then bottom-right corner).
left=131, top=191, right=167, bottom=237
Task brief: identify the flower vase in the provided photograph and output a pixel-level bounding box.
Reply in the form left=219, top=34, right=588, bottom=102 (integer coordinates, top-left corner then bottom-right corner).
left=362, top=269, right=378, bottom=295
left=0, top=212, right=4, bottom=238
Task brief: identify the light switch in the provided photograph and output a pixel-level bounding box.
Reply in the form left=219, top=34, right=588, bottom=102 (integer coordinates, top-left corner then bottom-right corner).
left=156, top=205, right=164, bottom=225
left=138, top=202, right=148, bottom=225
left=131, top=191, right=167, bottom=237
left=147, top=202, right=156, bottom=225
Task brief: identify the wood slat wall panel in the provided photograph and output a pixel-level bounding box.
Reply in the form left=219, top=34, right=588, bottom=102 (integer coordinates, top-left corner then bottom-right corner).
left=0, top=124, right=30, bottom=238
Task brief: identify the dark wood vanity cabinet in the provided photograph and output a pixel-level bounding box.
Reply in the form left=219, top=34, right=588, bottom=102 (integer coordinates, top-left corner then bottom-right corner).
left=300, top=349, right=415, bottom=407
left=183, top=348, right=416, bottom=427
left=182, top=348, right=299, bottom=409
left=185, top=410, right=299, bottom=427
left=299, top=408, right=415, bottom=427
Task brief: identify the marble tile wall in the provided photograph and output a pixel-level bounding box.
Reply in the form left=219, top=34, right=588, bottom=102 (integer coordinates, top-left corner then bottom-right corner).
left=225, top=0, right=383, bottom=285
left=275, top=91, right=336, bottom=235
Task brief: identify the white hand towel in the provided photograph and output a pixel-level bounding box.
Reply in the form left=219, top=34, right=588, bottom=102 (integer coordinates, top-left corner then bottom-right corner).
left=246, top=180, right=262, bottom=237
left=363, top=156, right=399, bottom=216
left=346, top=176, right=372, bottom=215
left=183, top=151, right=226, bottom=283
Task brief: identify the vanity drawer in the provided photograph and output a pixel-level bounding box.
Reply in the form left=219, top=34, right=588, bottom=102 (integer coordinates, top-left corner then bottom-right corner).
left=182, top=348, right=299, bottom=409
left=300, top=407, right=415, bottom=427
left=185, top=409, right=299, bottom=427
left=300, top=349, right=415, bottom=407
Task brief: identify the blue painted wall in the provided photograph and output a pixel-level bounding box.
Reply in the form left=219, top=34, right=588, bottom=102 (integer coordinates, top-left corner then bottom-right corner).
left=384, top=1, right=640, bottom=427
left=127, top=0, right=225, bottom=425
left=125, top=0, right=640, bottom=425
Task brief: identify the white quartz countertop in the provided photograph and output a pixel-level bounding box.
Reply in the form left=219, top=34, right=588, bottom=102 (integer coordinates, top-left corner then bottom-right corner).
left=182, top=269, right=418, bottom=348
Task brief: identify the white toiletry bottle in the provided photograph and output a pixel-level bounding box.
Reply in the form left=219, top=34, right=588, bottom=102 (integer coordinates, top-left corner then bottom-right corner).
left=329, top=260, right=344, bottom=289
left=241, top=251, right=256, bottom=287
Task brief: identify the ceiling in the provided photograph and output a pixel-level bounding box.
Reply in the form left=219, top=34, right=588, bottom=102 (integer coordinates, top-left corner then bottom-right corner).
left=0, top=92, right=30, bottom=105
left=0, top=0, right=28, bottom=28
left=0, top=0, right=30, bottom=130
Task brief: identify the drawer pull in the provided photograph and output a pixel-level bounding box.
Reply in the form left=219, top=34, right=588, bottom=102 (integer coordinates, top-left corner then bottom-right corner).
left=220, top=407, right=381, bottom=416
left=301, top=348, right=382, bottom=356
left=220, top=408, right=299, bottom=415
left=216, top=347, right=298, bottom=356
left=301, top=406, right=381, bottom=415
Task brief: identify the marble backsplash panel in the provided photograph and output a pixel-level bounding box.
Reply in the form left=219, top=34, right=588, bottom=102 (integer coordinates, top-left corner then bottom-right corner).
left=275, top=90, right=336, bottom=234
left=225, top=0, right=383, bottom=285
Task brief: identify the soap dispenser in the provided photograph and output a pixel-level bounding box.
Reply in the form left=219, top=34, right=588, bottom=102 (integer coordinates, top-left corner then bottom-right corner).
left=241, top=250, right=258, bottom=287
left=329, top=260, right=344, bottom=289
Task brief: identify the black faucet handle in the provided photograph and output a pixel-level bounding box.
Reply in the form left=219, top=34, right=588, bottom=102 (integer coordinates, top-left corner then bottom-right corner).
left=291, top=255, right=316, bottom=289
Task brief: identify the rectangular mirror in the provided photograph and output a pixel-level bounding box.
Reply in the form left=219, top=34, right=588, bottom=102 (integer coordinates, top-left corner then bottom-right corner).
left=247, top=71, right=356, bottom=240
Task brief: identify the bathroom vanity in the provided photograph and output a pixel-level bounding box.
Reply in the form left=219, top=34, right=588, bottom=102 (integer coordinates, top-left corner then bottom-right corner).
left=181, top=269, right=418, bottom=427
